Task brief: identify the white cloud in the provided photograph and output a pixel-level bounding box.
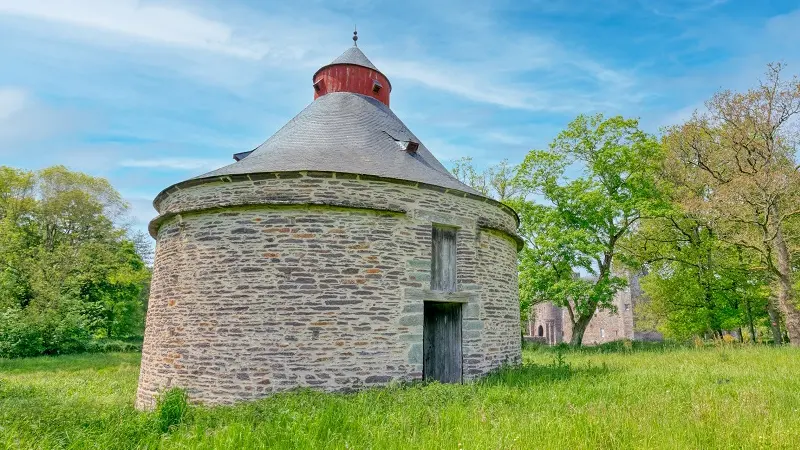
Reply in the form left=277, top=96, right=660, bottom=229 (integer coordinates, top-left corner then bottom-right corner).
left=119, top=157, right=229, bottom=171
left=483, top=131, right=529, bottom=146
left=378, top=26, right=642, bottom=114
left=0, top=0, right=268, bottom=58
left=382, top=57, right=638, bottom=113
left=0, top=87, right=82, bottom=148
left=655, top=102, right=706, bottom=129
left=641, top=0, right=729, bottom=19
left=123, top=194, right=158, bottom=225
left=0, top=87, right=27, bottom=120
left=383, top=59, right=547, bottom=111
left=422, top=137, right=489, bottom=163
left=765, top=9, right=800, bottom=43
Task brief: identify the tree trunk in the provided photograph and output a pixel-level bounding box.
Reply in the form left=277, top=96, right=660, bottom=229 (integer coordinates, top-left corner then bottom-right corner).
left=570, top=314, right=592, bottom=347
left=767, top=300, right=783, bottom=345
left=773, top=225, right=800, bottom=345
left=745, top=299, right=757, bottom=344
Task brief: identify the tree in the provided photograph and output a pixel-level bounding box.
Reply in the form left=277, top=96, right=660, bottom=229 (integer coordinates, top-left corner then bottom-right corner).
left=451, top=157, right=521, bottom=202
left=514, top=114, right=662, bottom=346
left=628, top=214, right=771, bottom=341
left=662, top=63, right=800, bottom=345
left=0, top=165, right=150, bottom=356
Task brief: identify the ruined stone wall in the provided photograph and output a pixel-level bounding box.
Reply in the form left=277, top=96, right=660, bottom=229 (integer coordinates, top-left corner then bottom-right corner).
left=136, top=174, right=520, bottom=408
left=528, top=273, right=643, bottom=346
left=570, top=303, right=630, bottom=345
left=529, top=302, right=565, bottom=345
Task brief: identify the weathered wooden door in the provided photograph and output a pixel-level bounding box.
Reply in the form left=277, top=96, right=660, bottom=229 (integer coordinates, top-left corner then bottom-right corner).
left=423, top=302, right=463, bottom=383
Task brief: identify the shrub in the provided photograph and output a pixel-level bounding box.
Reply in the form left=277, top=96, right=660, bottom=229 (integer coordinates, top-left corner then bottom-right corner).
left=0, top=305, right=91, bottom=358
left=0, top=308, right=45, bottom=358
left=47, top=308, right=91, bottom=354
left=85, top=339, right=143, bottom=353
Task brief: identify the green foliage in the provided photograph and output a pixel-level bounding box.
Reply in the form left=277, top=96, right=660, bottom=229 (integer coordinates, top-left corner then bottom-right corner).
left=3, top=348, right=800, bottom=448
left=514, top=114, right=663, bottom=345
left=627, top=210, right=773, bottom=341
left=451, top=157, right=521, bottom=201
left=84, top=338, right=143, bottom=353
left=0, top=165, right=151, bottom=357
left=156, top=388, right=190, bottom=433
left=0, top=303, right=90, bottom=358
left=659, top=63, right=800, bottom=343
left=0, top=308, right=45, bottom=357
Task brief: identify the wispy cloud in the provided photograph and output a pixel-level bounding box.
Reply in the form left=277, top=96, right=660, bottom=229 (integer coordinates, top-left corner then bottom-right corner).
left=384, top=59, right=544, bottom=110
left=383, top=57, right=637, bottom=113
left=0, top=0, right=267, bottom=58
left=119, top=158, right=229, bottom=171
left=641, top=0, right=729, bottom=20
left=482, top=131, right=529, bottom=146
left=0, top=87, right=26, bottom=119
left=379, top=26, right=642, bottom=114
left=0, top=87, right=82, bottom=148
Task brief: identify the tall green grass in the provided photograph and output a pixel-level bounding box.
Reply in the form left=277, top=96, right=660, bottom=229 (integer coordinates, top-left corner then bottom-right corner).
left=1, top=345, right=799, bottom=449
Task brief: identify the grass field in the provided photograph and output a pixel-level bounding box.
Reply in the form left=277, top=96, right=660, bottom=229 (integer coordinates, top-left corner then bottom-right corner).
left=2, top=344, right=800, bottom=449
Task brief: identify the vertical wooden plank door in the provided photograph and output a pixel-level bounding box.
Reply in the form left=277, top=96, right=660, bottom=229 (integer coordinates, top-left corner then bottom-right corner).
left=423, top=302, right=463, bottom=383
left=431, top=226, right=457, bottom=292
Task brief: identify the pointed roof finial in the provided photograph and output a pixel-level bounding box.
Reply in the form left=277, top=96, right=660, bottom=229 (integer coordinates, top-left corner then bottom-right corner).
left=353, top=26, right=358, bottom=47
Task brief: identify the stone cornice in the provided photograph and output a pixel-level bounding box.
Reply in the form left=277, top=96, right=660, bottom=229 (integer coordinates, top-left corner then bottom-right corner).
left=152, top=171, right=520, bottom=227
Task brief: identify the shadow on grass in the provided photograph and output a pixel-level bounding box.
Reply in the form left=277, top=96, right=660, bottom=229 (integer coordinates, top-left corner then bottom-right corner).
left=481, top=358, right=610, bottom=388
left=523, top=339, right=691, bottom=355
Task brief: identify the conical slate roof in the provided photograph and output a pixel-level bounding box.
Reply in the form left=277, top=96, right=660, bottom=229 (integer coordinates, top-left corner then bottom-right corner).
left=197, top=92, right=480, bottom=195
left=327, top=46, right=379, bottom=72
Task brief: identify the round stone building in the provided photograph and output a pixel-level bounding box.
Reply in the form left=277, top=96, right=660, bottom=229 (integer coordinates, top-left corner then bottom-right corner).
left=136, top=36, right=522, bottom=409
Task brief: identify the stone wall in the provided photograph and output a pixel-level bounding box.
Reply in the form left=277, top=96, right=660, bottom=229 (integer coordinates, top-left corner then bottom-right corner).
left=151, top=172, right=518, bottom=239
left=136, top=174, right=520, bottom=409
left=470, top=230, right=521, bottom=374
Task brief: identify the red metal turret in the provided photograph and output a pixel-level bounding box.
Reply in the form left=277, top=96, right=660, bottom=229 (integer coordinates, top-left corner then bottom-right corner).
left=312, top=30, right=392, bottom=106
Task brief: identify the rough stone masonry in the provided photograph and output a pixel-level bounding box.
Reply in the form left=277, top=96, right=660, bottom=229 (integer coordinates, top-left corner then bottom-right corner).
left=136, top=174, right=522, bottom=408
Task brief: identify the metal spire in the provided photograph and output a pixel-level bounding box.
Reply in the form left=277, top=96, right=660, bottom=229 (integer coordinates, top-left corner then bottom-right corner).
left=353, top=26, right=358, bottom=47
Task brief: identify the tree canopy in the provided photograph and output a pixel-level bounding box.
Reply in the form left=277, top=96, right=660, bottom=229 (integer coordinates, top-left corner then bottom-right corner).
left=0, top=166, right=151, bottom=357
left=450, top=65, right=800, bottom=346
left=513, top=114, right=663, bottom=345
left=661, top=63, right=800, bottom=344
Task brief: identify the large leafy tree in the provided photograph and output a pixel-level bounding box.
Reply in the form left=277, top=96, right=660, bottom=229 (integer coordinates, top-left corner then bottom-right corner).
left=0, top=166, right=150, bottom=356
left=662, top=63, right=800, bottom=345
left=514, top=114, right=662, bottom=346
left=629, top=214, right=772, bottom=342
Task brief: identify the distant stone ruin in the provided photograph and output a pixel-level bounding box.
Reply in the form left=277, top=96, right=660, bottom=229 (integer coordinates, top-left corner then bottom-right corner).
left=525, top=272, right=663, bottom=345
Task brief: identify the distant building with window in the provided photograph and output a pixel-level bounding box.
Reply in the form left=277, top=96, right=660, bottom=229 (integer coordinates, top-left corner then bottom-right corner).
left=136, top=34, right=523, bottom=409
left=525, top=272, right=663, bottom=345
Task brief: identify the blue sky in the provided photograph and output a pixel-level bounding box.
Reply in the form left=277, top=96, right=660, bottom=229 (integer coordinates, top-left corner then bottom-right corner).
left=1, top=0, right=799, bottom=236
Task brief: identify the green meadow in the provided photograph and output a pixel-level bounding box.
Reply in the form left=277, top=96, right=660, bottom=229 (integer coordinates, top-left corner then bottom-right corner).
left=2, top=344, right=799, bottom=449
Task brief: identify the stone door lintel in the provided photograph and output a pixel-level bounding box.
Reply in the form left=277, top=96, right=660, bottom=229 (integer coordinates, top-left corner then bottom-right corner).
left=423, top=290, right=472, bottom=303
